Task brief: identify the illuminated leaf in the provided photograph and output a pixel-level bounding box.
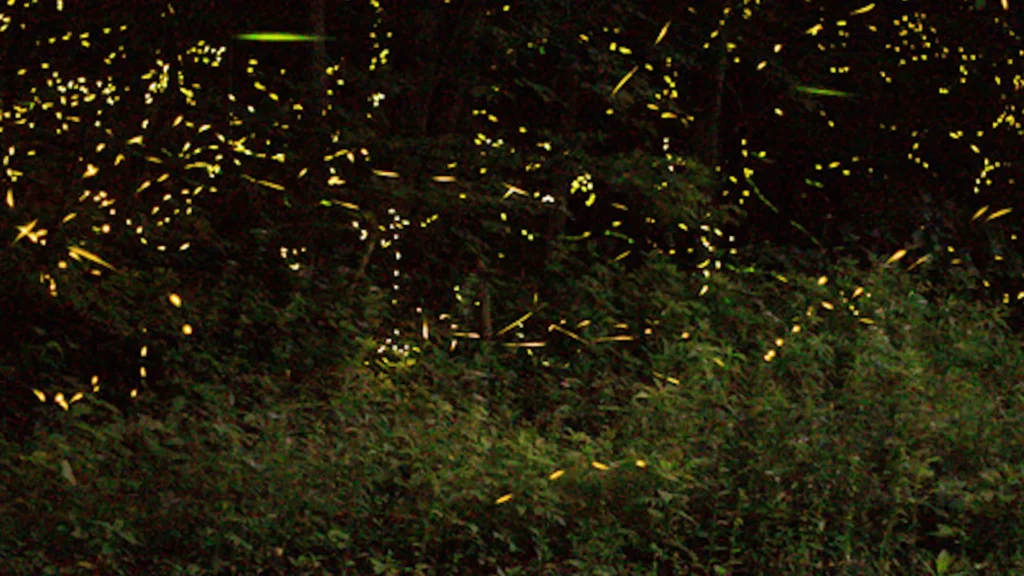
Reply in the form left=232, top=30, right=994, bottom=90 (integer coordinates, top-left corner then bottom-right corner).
left=60, top=459, right=78, bottom=486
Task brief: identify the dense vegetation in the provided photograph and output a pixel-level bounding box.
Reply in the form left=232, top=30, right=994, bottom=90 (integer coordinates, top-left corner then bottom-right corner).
left=2, top=0, right=1024, bottom=574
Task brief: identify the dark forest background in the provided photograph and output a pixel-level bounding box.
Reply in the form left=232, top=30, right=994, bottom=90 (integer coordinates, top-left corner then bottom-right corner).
left=2, top=0, right=1024, bottom=574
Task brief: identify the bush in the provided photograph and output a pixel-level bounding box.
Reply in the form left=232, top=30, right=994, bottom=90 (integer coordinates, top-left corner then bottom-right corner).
left=6, top=242, right=1024, bottom=575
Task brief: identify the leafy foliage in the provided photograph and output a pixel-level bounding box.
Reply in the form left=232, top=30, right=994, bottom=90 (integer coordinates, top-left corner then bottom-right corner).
left=2, top=0, right=1024, bottom=573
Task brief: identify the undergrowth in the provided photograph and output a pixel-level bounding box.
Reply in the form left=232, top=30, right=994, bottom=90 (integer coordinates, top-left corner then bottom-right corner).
left=4, top=248, right=1024, bottom=575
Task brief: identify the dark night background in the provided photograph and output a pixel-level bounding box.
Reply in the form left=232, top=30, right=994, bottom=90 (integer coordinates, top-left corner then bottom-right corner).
left=3, top=0, right=1024, bottom=573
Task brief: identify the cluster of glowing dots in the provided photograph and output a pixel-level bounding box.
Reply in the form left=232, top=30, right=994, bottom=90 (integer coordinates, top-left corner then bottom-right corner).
left=4, top=0, right=1020, bottom=509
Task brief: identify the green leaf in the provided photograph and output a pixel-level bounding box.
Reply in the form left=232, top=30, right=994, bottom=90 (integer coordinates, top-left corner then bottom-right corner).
left=935, top=549, right=953, bottom=575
